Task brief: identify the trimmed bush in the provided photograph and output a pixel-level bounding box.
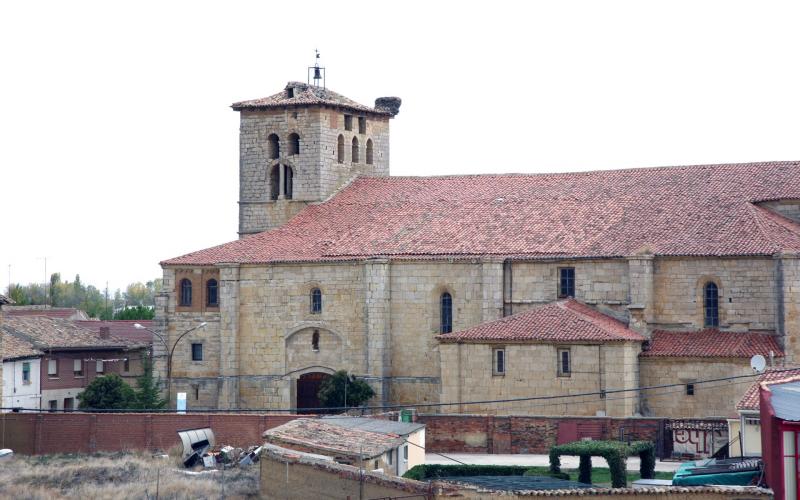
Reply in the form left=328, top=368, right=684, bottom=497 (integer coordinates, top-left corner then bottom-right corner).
left=548, top=440, right=656, bottom=488
left=403, top=464, right=532, bottom=480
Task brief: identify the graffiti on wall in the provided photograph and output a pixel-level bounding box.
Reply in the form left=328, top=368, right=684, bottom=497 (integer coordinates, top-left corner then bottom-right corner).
left=667, top=419, right=728, bottom=458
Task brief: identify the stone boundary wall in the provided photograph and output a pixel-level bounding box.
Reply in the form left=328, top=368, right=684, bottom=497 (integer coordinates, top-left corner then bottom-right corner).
left=417, top=414, right=675, bottom=454
left=261, top=443, right=773, bottom=499
left=0, top=412, right=299, bottom=455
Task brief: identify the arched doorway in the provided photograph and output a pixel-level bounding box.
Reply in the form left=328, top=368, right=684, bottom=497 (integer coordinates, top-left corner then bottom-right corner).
left=296, top=372, right=331, bottom=413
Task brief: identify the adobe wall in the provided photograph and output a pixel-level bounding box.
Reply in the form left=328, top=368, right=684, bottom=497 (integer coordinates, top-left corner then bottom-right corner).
left=639, top=357, right=754, bottom=418
left=0, top=412, right=298, bottom=455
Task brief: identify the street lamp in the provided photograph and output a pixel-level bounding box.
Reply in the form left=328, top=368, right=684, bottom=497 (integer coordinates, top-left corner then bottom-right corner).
left=134, top=321, right=207, bottom=405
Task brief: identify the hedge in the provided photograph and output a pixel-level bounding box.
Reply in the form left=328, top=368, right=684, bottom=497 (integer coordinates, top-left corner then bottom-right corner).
left=549, top=440, right=656, bottom=488
left=403, top=464, right=533, bottom=480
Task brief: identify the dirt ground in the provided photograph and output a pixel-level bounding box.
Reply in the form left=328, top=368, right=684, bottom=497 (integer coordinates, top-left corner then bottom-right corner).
left=0, top=451, right=260, bottom=499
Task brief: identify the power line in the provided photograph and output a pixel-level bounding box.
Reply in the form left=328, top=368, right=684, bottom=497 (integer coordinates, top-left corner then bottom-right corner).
left=2, top=366, right=792, bottom=414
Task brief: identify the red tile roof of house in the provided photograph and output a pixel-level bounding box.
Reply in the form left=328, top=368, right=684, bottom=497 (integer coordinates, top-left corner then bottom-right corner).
left=0, top=316, right=139, bottom=351
left=263, top=418, right=403, bottom=459
left=74, top=320, right=154, bottom=344
left=5, top=307, right=89, bottom=320
left=437, top=299, right=645, bottom=343
left=232, top=82, right=392, bottom=116
left=640, top=329, right=784, bottom=359
left=736, top=368, right=800, bottom=411
left=162, top=161, right=800, bottom=266
left=1, top=331, right=41, bottom=360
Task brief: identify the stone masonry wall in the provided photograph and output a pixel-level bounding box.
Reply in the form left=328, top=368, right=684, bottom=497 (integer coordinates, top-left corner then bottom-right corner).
left=509, top=259, right=629, bottom=314
left=439, top=342, right=640, bottom=417
left=639, top=357, right=756, bottom=418
left=652, top=257, right=776, bottom=331
left=388, top=261, right=486, bottom=406
left=238, top=107, right=390, bottom=235
left=235, top=263, right=368, bottom=409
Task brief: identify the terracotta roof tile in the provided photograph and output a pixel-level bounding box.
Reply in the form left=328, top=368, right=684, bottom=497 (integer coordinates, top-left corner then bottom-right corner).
left=162, top=161, right=800, bottom=266
left=74, top=320, right=154, bottom=344
left=232, top=81, right=392, bottom=116
left=263, top=418, right=403, bottom=459
left=736, top=368, right=800, bottom=411
left=640, top=329, right=784, bottom=359
left=1, top=332, right=40, bottom=360
left=6, top=307, right=89, bottom=320
left=0, top=316, right=134, bottom=351
left=437, top=299, right=645, bottom=343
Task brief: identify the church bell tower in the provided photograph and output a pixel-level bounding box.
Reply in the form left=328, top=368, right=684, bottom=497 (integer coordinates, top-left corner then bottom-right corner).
left=234, top=56, right=401, bottom=236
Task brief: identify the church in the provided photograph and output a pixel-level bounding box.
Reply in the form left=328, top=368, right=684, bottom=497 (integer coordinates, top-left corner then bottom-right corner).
left=157, top=78, right=800, bottom=418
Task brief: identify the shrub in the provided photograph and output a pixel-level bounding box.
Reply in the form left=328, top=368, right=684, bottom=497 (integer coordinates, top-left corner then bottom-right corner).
left=317, top=370, right=375, bottom=408
left=548, top=440, right=655, bottom=488
left=78, top=374, right=136, bottom=410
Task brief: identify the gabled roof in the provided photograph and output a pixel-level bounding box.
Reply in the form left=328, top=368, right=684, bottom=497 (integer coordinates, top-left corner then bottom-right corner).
left=737, top=368, right=800, bottom=411
left=437, top=299, right=645, bottom=343
left=74, top=320, right=154, bottom=344
left=5, top=307, right=89, bottom=320
left=320, top=416, right=425, bottom=436
left=232, top=82, right=392, bottom=116
left=0, top=316, right=136, bottom=351
left=1, top=332, right=41, bottom=360
left=162, top=161, right=800, bottom=266
left=640, top=329, right=784, bottom=359
left=263, top=418, right=403, bottom=459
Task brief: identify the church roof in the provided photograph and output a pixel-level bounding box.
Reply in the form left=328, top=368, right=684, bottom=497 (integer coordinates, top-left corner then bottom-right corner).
left=162, top=161, right=800, bottom=266
left=640, top=329, right=784, bottom=359
left=736, top=368, right=800, bottom=411
left=231, top=81, right=392, bottom=116
left=437, top=299, right=645, bottom=343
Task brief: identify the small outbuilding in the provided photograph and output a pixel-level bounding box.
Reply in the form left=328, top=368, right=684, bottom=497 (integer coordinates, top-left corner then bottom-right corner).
left=263, top=417, right=425, bottom=476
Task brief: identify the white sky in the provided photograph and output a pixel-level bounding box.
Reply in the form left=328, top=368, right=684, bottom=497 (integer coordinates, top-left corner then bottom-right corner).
left=2, top=0, right=799, bottom=293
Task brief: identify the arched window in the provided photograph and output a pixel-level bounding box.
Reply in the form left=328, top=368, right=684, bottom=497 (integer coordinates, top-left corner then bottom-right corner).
left=352, top=137, right=360, bottom=163
left=440, top=292, right=453, bottom=334
left=180, top=279, right=192, bottom=307
left=269, top=164, right=280, bottom=200
left=288, top=133, right=300, bottom=156
left=311, top=288, right=322, bottom=314
left=206, top=279, right=218, bottom=307
left=704, top=282, right=719, bottom=327
left=312, top=329, right=320, bottom=351
left=267, top=134, right=280, bottom=159
left=366, top=138, right=374, bottom=165
left=337, top=135, right=345, bottom=163
left=283, top=165, right=293, bottom=200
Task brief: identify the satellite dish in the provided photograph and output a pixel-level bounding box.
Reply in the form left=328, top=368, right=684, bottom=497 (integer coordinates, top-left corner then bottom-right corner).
left=750, top=354, right=767, bottom=373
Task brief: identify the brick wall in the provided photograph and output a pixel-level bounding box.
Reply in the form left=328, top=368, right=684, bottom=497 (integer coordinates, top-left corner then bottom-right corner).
left=0, top=412, right=299, bottom=455
left=417, top=414, right=667, bottom=454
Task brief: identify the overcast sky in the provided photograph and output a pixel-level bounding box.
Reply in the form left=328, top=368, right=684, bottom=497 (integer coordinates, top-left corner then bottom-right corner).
left=2, top=0, right=799, bottom=294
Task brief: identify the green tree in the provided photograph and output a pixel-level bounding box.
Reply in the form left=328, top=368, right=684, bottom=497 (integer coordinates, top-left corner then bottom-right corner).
left=113, top=306, right=155, bottom=320
left=133, top=353, right=166, bottom=409
left=77, top=373, right=136, bottom=410
left=317, top=370, right=375, bottom=408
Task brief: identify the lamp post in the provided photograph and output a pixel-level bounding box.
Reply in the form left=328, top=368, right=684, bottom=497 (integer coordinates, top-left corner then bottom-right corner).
left=134, top=321, right=207, bottom=405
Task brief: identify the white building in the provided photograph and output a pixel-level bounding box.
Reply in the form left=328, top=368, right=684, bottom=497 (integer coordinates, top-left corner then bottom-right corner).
left=1, top=333, right=42, bottom=411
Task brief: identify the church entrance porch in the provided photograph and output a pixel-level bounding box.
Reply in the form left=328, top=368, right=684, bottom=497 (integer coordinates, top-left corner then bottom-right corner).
left=296, top=372, right=331, bottom=413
